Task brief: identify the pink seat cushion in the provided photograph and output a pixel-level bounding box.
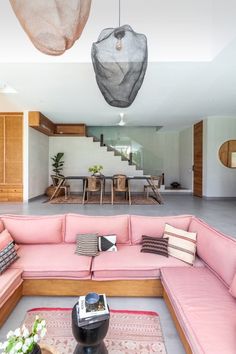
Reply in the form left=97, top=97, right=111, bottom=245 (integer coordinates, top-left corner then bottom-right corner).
left=229, top=274, right=236, bottom=298
left=0, top=268, right=23, bottom=307
left=189, top=217, right=236, bottom=287
left=1, top=215, right=65, bottom=244
left=130, top=215, right=192, bottom=244
left=11, top=244, right=92, bottom=279
left=65, top=214, right=130, bottom=244
left=0, top=229, right=14, bottom=249
left=0, top=220, right=4, bottom=232
left=161, top=267, right=236, bottom=354
left=92, top=245, right=204, bottom=280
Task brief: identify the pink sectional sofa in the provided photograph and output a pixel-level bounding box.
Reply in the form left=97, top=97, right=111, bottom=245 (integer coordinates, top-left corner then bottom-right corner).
left=0, top=213, right=235, bottom=354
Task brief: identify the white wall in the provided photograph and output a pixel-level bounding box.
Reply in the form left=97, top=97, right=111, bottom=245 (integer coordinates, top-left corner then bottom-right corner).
left=155, top=131, right=180, bottom=186
left=179, top=127, right=193, bottom=189
left=49, top=137, right=144, bottom=192
left=203, top=117, right=236, bottom=197
left=28, top=128, right=49, bottom=199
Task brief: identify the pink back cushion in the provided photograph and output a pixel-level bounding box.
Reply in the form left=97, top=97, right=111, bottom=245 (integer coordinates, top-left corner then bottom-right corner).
left=130, top=215, right=193, bottom=244
left=0, top=229, right=14, bottom=250
left=0, top=220, right=4, bottom=232
left=229, top=274, right=236, bottom=298
left=189, top=217, right=236, bottom=287
left=65, top=214, right=130, bottom=244
left=1, top=215, right=64, bottom=244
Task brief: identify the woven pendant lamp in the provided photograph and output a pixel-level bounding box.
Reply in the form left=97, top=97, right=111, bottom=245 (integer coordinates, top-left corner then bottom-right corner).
left=91, top=1, right=148, bottom=107
left=9, top=0, right=92, bottom=55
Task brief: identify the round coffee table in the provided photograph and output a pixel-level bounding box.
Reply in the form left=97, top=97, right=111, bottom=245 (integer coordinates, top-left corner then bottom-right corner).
left=72, top=305, right=109, bottom=354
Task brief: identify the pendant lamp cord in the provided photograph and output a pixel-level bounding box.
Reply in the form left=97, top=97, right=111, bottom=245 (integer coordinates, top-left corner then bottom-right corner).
left=118, top=0, right=121, bottom=27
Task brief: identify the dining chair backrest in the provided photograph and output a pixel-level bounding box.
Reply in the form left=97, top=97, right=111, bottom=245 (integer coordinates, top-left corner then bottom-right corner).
left=150, top=175, right=163, bottom=188
left=113, top=174, right=127, bottom=191
left=87, top=176, right=101, bottom=191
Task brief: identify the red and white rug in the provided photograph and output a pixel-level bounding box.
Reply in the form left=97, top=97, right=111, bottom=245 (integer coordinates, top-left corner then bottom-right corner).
left=23, top=308, right=167, bottom=354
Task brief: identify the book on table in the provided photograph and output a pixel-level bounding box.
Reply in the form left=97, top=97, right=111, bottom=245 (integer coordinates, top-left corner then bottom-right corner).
left=76, top=294, right=110, bottom=327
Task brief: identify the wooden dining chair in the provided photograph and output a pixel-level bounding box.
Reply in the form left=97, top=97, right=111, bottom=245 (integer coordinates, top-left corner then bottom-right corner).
left=143, top=175, right=163, bottom=198
left=82, top=176, right=103, bottom=204
left=50, top=175, right=70, bottom=201
left=111, top=174, right=131, bottom=205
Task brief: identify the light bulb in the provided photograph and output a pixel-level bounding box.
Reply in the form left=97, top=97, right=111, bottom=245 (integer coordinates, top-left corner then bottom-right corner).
left=116, top=38, right=122, bottom=51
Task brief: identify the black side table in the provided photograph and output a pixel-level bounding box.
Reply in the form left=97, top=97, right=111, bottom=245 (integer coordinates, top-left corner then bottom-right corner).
left=72, top=305, right=109, bottom=354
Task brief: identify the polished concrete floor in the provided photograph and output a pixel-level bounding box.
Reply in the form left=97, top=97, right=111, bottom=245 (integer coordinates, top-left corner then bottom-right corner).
left=0, top=194, right=235, bottom=237
left=0, top=195, right=235, bottom=353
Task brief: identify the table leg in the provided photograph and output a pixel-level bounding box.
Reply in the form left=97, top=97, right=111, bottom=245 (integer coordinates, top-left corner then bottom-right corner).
left=49, top=178, right=64, bottom=201
left=146, top=178, right=164, bottom=204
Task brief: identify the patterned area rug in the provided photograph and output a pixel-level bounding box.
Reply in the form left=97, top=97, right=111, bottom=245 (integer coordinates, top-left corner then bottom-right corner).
left=48, top=194, right=159, bottom=205
left=23, top=308, right=167, bottom=354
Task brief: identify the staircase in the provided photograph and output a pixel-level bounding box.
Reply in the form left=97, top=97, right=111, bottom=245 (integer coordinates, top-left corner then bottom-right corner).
left=49, top=135, right=145, bottom=192
left=89, top=133, right=143, bottom=171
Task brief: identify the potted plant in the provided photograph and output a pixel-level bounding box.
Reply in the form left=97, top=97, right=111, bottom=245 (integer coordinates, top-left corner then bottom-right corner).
left=0, top=316, right=46, bottom=354
left=88, top=165, right=103, bottom=176
left=51, top=152, right=64, bottom=177
left=46, top=152, right=65, bottom=197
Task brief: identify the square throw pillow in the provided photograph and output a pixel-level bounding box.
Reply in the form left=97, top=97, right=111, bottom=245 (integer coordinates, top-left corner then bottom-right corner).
left=0, top=229, right=19, bottom=251
left=75, top=234, right=98, bottom=256
left=163, top=224, right=197, bottom=265
left=141, top=236, right=169, bottom=257
left=229, top=274, right=236, bottom=298
left=0, top=242, right=19, bottom=274
left=98, top=235, right=117, bottom=252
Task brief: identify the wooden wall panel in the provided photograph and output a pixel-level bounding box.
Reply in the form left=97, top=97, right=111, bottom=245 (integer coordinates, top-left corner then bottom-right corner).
left=5, top=116, right=23, bottom=184
left=0, top=113, right=23, bottom=201
left=193, top=121, right=203, bottom=197
left=0, top=116, right=4, bottom=183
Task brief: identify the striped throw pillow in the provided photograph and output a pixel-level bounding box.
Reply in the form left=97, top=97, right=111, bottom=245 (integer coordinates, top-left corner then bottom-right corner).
left=141, top=236, right=169, bottom=257
left=75, top=234, right=98, bottom=256
left=0, top=242, right=19, bottom=274
left=163, top=224, right=197, bottom=265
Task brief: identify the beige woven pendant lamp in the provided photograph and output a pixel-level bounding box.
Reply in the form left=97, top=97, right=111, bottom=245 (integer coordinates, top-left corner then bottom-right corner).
left=9, top=0, right=92, bottom=55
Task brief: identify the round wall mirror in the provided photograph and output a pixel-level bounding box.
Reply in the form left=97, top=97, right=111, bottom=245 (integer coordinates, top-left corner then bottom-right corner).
left=219, top=140, right=236, bottom=168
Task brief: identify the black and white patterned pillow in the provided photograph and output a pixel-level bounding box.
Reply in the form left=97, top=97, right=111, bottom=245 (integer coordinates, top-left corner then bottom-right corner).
left=98, top=235, right=117, bottom=252
left=75, top=234, right=98, bottom=256
left=0, top=242, right=19, bottom=274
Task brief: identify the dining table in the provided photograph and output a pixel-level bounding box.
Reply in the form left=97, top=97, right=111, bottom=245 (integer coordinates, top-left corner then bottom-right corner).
left=62, top=175, right=164, bottom=204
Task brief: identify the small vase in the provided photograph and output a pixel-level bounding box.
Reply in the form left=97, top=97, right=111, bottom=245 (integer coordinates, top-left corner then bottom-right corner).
left=30, top=344, right=41, bottom=354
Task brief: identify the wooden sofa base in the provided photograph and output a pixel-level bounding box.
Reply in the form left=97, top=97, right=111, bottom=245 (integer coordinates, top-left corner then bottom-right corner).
left=0, top=283, right=23, bottom=328
left=163, top=289, right=193, bottom=354
left=22, top=279, right=164, bottom=297
left=1, top=280, right=192, bottom=354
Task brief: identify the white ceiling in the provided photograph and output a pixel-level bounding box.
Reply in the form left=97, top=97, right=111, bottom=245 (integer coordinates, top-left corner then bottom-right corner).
left=0, top=0, right=236, bottom=129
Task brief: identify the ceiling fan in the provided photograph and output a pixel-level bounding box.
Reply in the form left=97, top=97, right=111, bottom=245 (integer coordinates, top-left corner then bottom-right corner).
left=117, top=112, right=126, bottom=126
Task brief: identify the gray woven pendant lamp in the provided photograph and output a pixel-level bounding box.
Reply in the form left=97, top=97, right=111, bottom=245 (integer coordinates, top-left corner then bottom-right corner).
left=91, top=0, right=148, bottom=108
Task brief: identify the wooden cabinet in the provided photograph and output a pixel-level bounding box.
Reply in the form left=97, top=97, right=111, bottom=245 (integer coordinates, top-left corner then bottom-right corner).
left=29, top=112, right=87, bottom=137
left=29, top=111, right=55, bottom=136
left=0, top=113, right=23, bottom=201
left=55, top=124, right=86, bottom=136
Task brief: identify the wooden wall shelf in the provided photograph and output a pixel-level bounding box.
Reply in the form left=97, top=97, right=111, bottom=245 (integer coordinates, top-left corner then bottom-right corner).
left=29, top=112, right=87, bottom=137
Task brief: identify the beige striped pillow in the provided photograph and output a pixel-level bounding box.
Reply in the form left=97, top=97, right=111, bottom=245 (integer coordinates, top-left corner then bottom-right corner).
left=75, top=234, right=98, bottom=256
left=163, top=224, right=197, bottom=265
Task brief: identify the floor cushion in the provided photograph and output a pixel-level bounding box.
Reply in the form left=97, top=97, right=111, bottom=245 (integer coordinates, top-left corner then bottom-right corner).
left=92, top=245, right=204, bottom=280
left=161, top=267, right=236, bottom=354
left=10, top=244, right=92, bottom=279
left=0, top=268, right=23, bottom=307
